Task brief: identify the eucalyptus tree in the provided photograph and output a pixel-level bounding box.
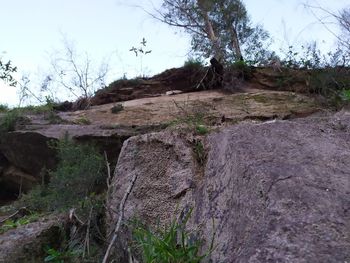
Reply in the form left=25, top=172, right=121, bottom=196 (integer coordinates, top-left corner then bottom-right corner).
left=158, top=0, right=270, bottom=64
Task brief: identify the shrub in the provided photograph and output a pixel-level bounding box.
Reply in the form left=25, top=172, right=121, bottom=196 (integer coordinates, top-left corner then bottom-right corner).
left=0, top=104, right=9, bottom=112
left=20, top=136, right=105, bottom=212
left=228, top=60, right=252, bottom=80
left=0, top=109, right=24, bottom=132
left=184, top=57, right=204, bottom=70
left=73, top=116, right=91, bottom=125
left=341, top=89, right=350, bottom=101
left=111, top=104, right=124, bottom=114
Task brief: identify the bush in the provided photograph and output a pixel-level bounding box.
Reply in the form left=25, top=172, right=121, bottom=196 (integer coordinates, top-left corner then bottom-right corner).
left=0, top=109, right=24, bottom=132
left=228, top=60, right=252, bottom=80
left=20, top=136, right=105, bottom=212
left=308, top=68, right=350, bottom=107
left=0, top=104, right=9, bottom=112
left=111, top=104, right=124, bottom=114
left=184, top=57, right=204, bottom=70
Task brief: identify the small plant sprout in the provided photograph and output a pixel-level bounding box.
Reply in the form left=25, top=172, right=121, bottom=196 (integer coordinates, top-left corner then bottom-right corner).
left=129, top=37, right=152, bottom=77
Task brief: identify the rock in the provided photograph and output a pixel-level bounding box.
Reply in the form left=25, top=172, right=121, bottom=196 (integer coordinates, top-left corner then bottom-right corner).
left=0, top=214, right=65, bottom=263
left=107, top=111, right=350, bottom=263
left=107, top=131, right=196, bottom=262
left=165, top=90, right=183, bottom=96
left=0, top=132, right=58, bottom=177
left=2, top=166, right=38, bottom=194
left=0, top=152, right=9, bottom=175
left=91, top=66, right=206, bottom=106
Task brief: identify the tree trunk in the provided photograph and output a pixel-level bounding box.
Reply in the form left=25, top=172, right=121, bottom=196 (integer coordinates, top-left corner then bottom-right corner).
left=229, top=26, right=243, bottom=61
left=197, top=0, right=223, bottom=61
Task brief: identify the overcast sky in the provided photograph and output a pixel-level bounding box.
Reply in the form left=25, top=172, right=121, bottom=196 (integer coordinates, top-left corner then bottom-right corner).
left=0, top=0, right=349, bottom=106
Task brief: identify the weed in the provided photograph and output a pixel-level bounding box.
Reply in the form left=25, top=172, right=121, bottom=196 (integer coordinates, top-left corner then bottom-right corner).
left=171, top=100, right=212, bottom=135
left=131, top=208, right=213, bottom=263
left=195, top=124, right=209, bottom=135
left=341, top=89, right=350, bottom=101
left=0, top=213, right=40, bottom=234
left=44, top=247, right=77, bottom=263
left=111, top=104, right=124, bottom=114
left=74, top=116, right=91, bottom=125
left=192, top=139, right=207, bottom=166
left=0, top=109, right=26, bottom=132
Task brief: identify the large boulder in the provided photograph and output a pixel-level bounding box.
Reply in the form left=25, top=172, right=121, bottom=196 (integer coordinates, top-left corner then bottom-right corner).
left=0, top=214, right=65, bottom=263
left=107, top=111, right=350, bottom=262
left=0, top=132, right=58, bottom=177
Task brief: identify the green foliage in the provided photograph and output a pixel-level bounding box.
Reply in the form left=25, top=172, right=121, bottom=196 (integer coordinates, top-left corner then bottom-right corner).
left=229, top=59, right=252, bottom=80
left=0, top=58, right=17, bottom=86
left=161, top=0, right=271, bottom=62
left=341, top=89, right=350, bottom=101
left=280, top=43, right=349, bottom=69
left=0, top=213, right=40, bottom=234
left=106, top=77, right=142, bottom=93
left=171, top=100, right=212, bottom=134
left=44, top=248, right=65, bottom=263
left=132, top=208, right=212, bottom=263
left=130, top=37, right=152, bottom=77
left=308, top=68, right=350, bottom=107
left=0, top=109, right=23, bottom=132
left=192, top=139, right=207, bottom=166
left=195, top=124, right=209, bottom=135
left=73, top=116, right=91, bottom=125
left=184, top=57, right=204, bottom=70
left=44, top=247, right=77, bottom=263
left=0, top=104, right=9, bottom=112
left=111, top=104, right=124, bottom=114
left=20, top=136, right=105, bottom=212
left=2, top=98, right=63, bottom=126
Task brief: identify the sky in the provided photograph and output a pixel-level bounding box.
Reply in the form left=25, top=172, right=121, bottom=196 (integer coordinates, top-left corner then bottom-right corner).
left=0, top=0, right=349, bottom=106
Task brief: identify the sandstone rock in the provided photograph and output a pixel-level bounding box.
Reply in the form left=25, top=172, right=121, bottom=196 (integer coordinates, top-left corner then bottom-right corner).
left=0, top=214, right=65, bottom=263
left=2, top=166, right=38, bottom=193
left=0, top=132, right=57, bottom=177
left=107, top=111, right=350, bottom=263
left=107, top=131, right=196, bottom=262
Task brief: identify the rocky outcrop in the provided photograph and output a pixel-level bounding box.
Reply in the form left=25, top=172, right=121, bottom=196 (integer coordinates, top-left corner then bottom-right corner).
left=2, top=166, right=37, bottom=193
left=91, top=66, right=206, bottom=106
left=0, top=132, right=58, bottom=177
left=0, top=214, right=65, bottom=263
left=107, top=111, right=350, bottom=262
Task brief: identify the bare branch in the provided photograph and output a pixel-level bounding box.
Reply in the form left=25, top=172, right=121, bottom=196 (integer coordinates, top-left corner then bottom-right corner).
left=102, top=171, right=138, bottom=263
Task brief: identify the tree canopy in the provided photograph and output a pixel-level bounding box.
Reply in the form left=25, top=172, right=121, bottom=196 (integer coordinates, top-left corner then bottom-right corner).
left=159, top=0, right=271, bottom=64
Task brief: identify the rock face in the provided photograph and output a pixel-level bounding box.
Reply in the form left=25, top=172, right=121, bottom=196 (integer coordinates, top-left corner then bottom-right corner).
left=107, top=111, right=350, bottom=263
